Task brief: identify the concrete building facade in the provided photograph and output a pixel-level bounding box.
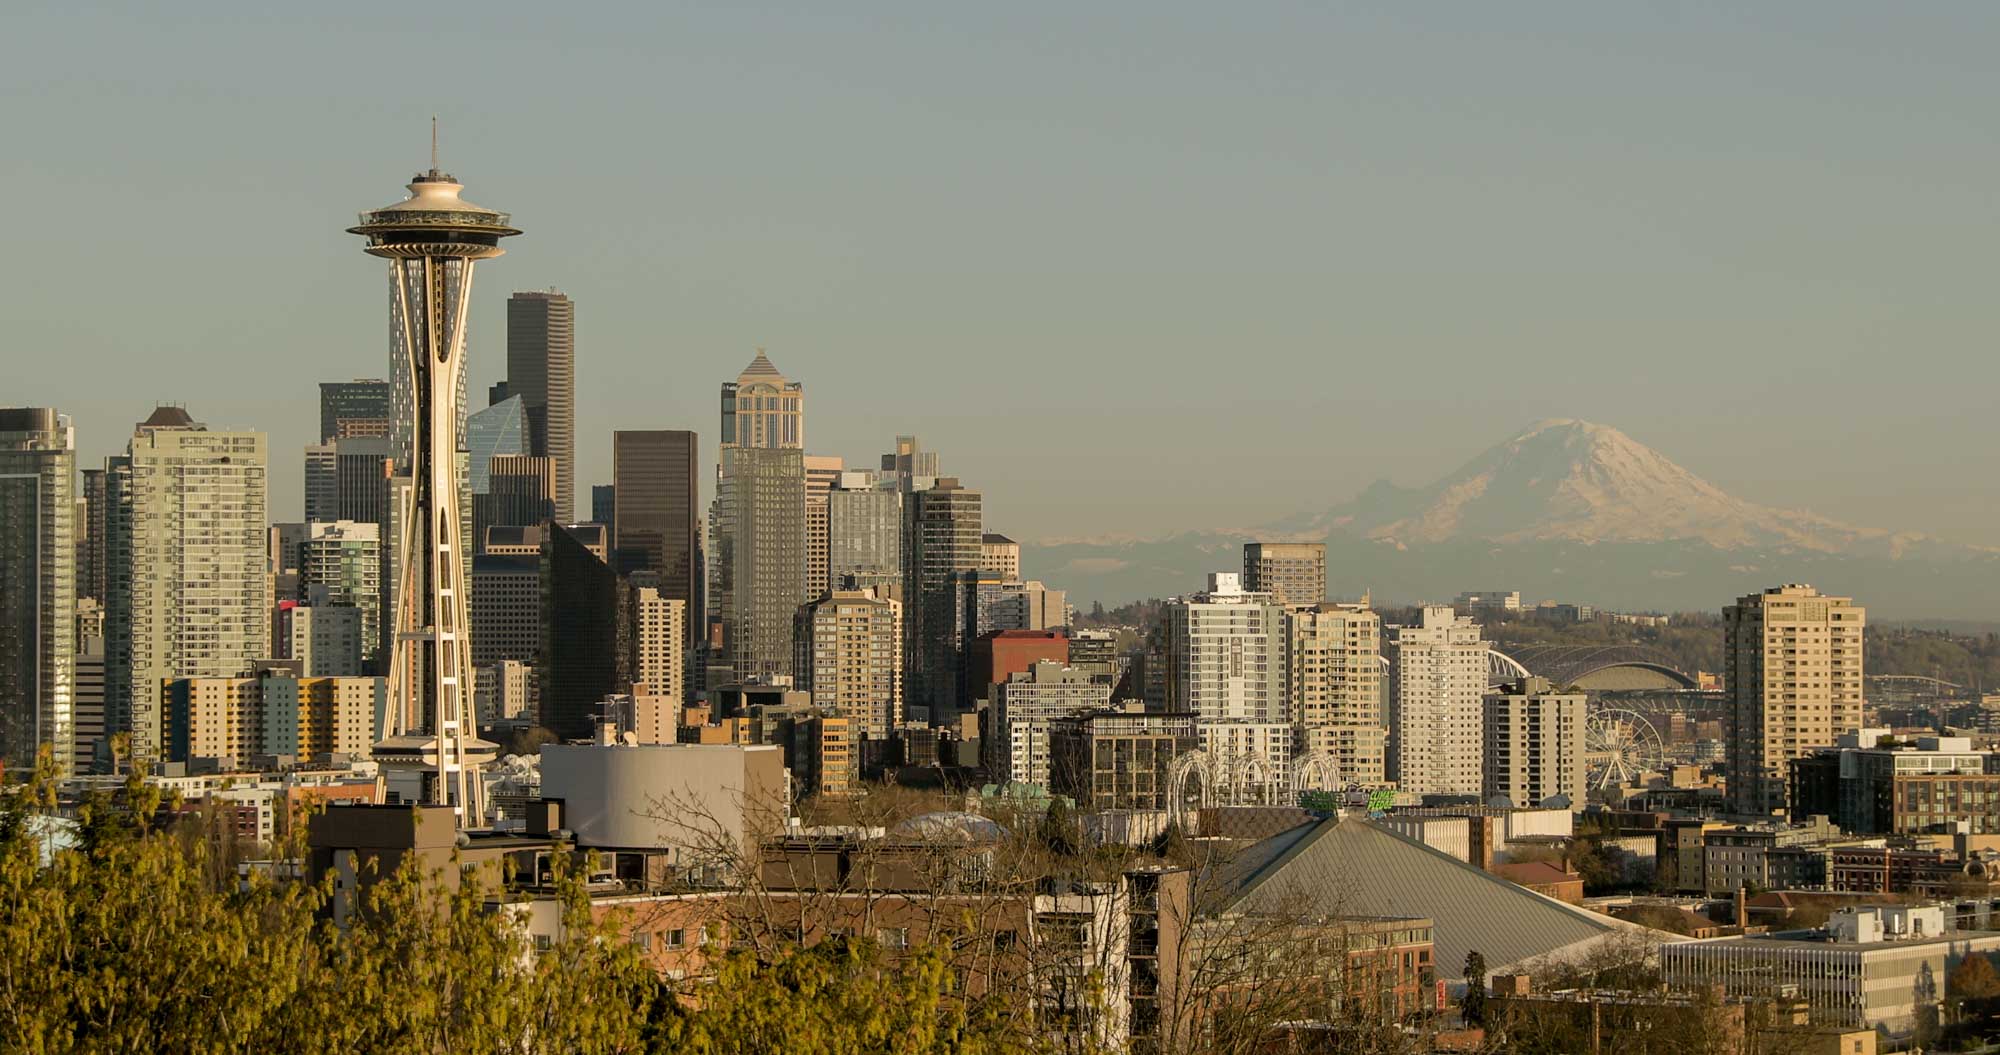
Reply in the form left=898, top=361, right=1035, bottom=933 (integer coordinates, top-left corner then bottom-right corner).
left=1726, top=584, right=1866, bottom=816
left=1386, top=605, right=1486, bottom=797
left=1165, top=574, right=1285, bottom=723
left=1481, top=676, right=1586, bottom=808
left=1241, top=542, right=1325, bottom=607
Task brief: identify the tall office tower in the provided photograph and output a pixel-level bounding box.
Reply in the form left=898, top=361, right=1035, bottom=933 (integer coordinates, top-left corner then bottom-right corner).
left=301, top=521, right=383, bottom=668
left=828, top=471, right=901, bottom=591
left=799, top=588, right=903, bottom=740
left=1483, top=675, right=1586, bottom=809
left=77, top=466, right=107, bottom=604
left=539, top=522, right=625, bottom=739
left=318, top=379, right=393, bottom=442
left=73, top=603, right=106, bottom=773
left=980, top=533, right=1020, bottom=580
left=720, top=350, right=804, bottom=450
left=803, top=455, right=845, bottom=602
left=104, top=407, right=266, bottom=763
left=473, top=454, right=553, bottom=547
left=611, top=431, right=700, bottom=630
left=1725, top=584, right=1866, bottom=816
left=466, top=395, right=528, bottom=495
left=712, top=446, right=806, bottom=683
left=630, top=586, right=686, bottom=704
left=1242, top=542, right=1326, bottom=608
left=0, top=409, right=76, bottom=776
left=350, top=155, right=515, bottom=815
left=506, top=290, right=575, bottom=521
left=304, top=436, right=393, bottom=524
left=591, top=485, right=615, bottom=527
left=1164, top=573, right=1286, bottom=722
left=1386, top=605, right=1486, bottom=797
left=469, top=551, right=541, bottom=667
left=990, top=660, right=1110, bottom=789
left=880, top=435, right=939, bottom=491
left=902, top=479, right=983, bottom=722
left=1286, top=602, right=1386, bottom=786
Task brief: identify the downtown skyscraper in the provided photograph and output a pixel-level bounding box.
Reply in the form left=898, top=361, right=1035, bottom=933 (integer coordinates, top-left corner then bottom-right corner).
left=903, top=478, right=982, bottom=721
left=612, top=429, right=701, bottom=629
left=710, top=352, right=807, bottom=686
left=507, top=290, right=576, bottom=522
left=105, top=407, right=267, bottom=763
left=0, top=409, right=75, bottom=775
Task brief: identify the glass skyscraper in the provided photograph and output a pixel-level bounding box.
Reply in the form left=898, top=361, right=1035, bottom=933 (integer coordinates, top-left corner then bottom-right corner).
left=0, top=408, right=75, bottom=776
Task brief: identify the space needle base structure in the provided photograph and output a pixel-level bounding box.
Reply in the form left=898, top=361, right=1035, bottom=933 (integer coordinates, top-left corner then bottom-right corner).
left=349, top=154, right=515, bottom=822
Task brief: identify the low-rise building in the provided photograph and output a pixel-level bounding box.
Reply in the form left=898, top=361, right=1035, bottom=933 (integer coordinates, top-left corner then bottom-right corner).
left=1662, top=903, right=2000, bottom=1037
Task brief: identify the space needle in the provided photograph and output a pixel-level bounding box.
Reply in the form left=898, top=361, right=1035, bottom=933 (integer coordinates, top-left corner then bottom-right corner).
left=349, top=127, right=515, bottom=820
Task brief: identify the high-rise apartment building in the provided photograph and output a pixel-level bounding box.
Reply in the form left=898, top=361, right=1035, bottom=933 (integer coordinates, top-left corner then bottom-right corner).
left=318, top=379, right=392, bottom=442
left=713, top=446, right=806, bottom=684
left=631, top=586, right=686, bottom=705
left=1242, top=542, right=1326, bottom=608
left=720, top=350, right=803, bottom=450
left=1165, top=573, right=1286, bottom=723
left=1385, top=606, right=1486, bottom=796
left=828, top=471, right=900, bottom=590
left=902, top=479, right=983, bottom=721
left=1286, top=602, right=1386, bottom=786
left=301, top=520, right=382, bottom=669
left=612, top=430, right=700, bottom=631
left=971, top=577, right=1068, bottom=636
left=990, top=660, right=1110, bottom=788
left=591, top=485, right=615, bottom=526
left=980, top=533, right=1021, bottom=580
left=0, top=409, right=76, bottom=775
left=105, top=407, right=267, bottom=763
left=799, top=588, right=903, bottom=740
left=1725, top=584, right=1866, bottom=816
left=803, top=455, right=845, bottom=602
left=282, top=605, right=367, bottom=677
left=1483, top=676, right=1586, bottom=808
left=507, top=291, right=576, bottom=521
left=466, top=395, right=528, bottom=495
left=73, top=606, right=105, bottom=773
left=77, top=466, right=107, bottom=605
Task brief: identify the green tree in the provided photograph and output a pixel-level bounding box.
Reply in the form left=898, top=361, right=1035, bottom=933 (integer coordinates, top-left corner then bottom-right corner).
left=1460, top=951, right=1488, bottom=1026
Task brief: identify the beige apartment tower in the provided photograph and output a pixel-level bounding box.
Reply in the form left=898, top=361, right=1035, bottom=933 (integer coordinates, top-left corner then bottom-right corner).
left=1725, top=584, right=1865, bottom=816
left=1242, top=542, right=1326, bottom=607
left=1286, top=602, right=1386, bottom=785
left=105, top=408, right=268, bottom=763
left=800, top=589, right=903, bottom=739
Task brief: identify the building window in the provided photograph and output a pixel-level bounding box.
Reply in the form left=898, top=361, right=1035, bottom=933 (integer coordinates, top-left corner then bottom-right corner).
left=879, top=927, right=909, bottom=950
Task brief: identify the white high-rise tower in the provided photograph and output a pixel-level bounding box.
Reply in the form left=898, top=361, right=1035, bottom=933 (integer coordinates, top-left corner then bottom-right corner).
left=348, top=140, right=515, bottom=820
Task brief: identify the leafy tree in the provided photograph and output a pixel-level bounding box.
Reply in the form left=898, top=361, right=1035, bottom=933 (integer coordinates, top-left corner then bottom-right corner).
left=1951, top=952, right=2000, bottom=1025
left=1038, top=799, right=1081, bottom=858
left=1460, top=951, right=1488, bottom=1026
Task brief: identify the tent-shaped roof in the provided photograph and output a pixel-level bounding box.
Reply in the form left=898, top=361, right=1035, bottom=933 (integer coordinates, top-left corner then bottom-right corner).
left=1210, top=815, right=1679, bottom=980
left=737, top=350, right=785, bottom=381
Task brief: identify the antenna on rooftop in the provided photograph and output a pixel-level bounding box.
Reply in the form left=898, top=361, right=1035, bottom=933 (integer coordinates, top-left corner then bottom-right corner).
left=431, top=115, right=439, bottom=173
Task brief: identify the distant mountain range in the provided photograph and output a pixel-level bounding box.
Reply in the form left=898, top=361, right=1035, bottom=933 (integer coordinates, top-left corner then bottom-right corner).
left=1021, top=420, right=2000, bottom=619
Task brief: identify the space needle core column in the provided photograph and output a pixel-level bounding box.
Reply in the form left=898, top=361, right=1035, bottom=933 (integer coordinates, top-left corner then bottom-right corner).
left=349, top=155, right=517, bottom=820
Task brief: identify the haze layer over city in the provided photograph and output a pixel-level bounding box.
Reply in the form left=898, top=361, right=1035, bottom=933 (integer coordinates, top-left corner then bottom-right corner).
left=11, top=6, right=2000, bottom=1055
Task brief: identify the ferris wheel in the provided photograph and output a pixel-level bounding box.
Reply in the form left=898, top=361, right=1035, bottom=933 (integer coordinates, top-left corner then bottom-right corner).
left=1585, top=708, right=1666, bottom=790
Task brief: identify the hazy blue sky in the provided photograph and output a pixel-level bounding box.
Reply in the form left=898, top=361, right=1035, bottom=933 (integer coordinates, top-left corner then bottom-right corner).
left=7, top=2, right=1998, bottom=544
